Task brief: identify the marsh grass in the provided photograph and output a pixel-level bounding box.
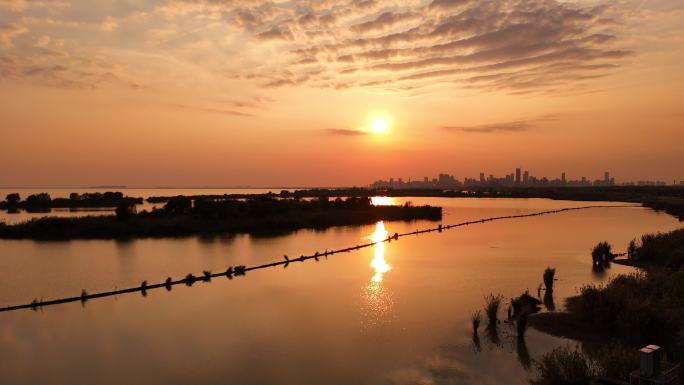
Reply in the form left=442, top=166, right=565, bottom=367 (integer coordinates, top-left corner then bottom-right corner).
left=543, top=267, right=556, bottom=292
left=471, top=310, right=482, bottom=334
left=484, top=293, right=504, bottom=325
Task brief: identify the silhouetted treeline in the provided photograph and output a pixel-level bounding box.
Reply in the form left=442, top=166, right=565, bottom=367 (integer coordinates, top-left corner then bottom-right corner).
left=294, top=186, right=684, bottom=220
left=0, top=196, right=441, bottom=240
left=0, top=192, right=142, bottom=212
left=147, top=186, right=684, bottom=219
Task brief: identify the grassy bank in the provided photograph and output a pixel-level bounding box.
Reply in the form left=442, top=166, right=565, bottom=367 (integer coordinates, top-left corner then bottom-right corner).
left=0, top=196, right=441, bottom=240
left=530, top=228, right=684, bottom=384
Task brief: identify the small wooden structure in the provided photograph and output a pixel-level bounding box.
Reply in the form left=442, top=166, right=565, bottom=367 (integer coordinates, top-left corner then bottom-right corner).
left=629, top=345, right=680, bottom=385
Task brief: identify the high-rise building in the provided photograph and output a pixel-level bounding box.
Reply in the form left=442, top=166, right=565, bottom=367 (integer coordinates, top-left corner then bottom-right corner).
left=523, top=171, right=529, bottom=184
left=480, top=173, right=485, bottom=183
left=515, top=168, right=521, bottom=184
left=604, top=172, right=610, bottom=184
left=561, top=172, right=566, bottom=183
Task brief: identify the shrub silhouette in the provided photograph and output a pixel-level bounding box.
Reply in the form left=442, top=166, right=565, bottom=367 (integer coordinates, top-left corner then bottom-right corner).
left=531, top=346, right=596, bottom=385
left=5, top=193, right=20, bottom=205
left=591, top=241, right=613, bottom=265
left=511, top=291, right=541, bottom=319
left=115, top=203, right=136, bottom=220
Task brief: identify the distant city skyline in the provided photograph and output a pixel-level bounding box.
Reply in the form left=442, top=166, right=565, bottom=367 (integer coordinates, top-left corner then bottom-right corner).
left=371, top=169, right=681, bottom=189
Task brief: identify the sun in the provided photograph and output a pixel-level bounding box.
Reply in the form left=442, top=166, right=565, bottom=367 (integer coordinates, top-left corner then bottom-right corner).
left=371, top=118, right=389, bottom=134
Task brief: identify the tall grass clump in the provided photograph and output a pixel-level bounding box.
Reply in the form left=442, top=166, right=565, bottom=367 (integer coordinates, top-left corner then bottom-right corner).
left=591, top=241, right=613, bottom=265
left=471, top=310, right=482, bottom=334
left=531, top=346, right=597, bottom=385
left=627, top=239, right=638, bottom=259
left=543, top=267, right=556, bottom=292
left=484, top=293, right=504, bottom=326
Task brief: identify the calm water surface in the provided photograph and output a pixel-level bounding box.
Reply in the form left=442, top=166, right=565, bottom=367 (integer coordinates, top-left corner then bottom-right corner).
left=0, top=196, right=680, bottom=385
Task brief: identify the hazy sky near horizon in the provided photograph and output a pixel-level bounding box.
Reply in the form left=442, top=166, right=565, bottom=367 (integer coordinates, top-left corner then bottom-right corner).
left=0, top=0, right=682, bottom=187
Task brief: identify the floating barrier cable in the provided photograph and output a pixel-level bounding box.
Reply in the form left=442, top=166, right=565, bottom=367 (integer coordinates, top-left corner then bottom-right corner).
left=0, top=204, right=637, bottom=313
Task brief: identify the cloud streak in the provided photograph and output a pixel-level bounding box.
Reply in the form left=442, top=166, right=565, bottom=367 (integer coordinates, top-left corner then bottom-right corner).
left=443, top=114, right=561, bottom=133
left=326, top=128, right=368, bottom=136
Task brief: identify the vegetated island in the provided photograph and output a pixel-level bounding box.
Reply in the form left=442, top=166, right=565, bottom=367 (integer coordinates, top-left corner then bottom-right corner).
left=0, top=196, right=441, bottom=240
left=528, top=227, right=684, bottom=384
left=0, top=192, right=142, bottom=212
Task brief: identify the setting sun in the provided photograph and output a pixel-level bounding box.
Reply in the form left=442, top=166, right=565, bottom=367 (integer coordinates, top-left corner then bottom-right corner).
left=371, top=118, right=389, bottom=134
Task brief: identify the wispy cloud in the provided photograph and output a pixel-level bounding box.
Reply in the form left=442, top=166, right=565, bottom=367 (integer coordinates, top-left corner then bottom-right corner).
left=0, top=0, right=643, bottom=95
left=326, top=128, right=368, bottom=136
left=442, top=114, right=561, bottom=133
left=193, top=0, right=632, bottom=93
left=167, top=103, right=255, bottom=117
left=0, top=23, right=27, bottom=48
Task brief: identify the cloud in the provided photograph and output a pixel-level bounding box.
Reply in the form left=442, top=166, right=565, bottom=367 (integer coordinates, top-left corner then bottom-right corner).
left=167, top=103, right=256, bottom=117
left=326, top=128, right=368, bottom=136
left=212, top=0, right=631, bottom=93
left=443, top=121, right=532, bottom=133
left=0, top=0, right=637, bottom=95
left=442, top=114, right=561, bottom=133
left=0, top=23, right=27, bottom=48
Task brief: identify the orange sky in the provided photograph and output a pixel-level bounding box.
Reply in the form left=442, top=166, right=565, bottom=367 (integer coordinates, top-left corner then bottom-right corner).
left=0, top=0, right=682, bottom=187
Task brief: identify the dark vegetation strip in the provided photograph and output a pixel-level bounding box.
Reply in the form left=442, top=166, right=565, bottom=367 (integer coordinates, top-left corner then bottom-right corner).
left=0, top=197, right=441, bottom=240
left=0, top=192, right=142, bottom=211
left=0, top=204, right=634, bottom=314
left=142, top=186, right=684, bottom=220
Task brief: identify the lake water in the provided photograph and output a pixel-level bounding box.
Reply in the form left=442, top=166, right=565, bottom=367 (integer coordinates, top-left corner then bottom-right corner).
left=0, top=194, right=680, bottom=385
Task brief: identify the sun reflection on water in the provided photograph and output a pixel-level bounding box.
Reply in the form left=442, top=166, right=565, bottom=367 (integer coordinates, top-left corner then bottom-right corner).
left=370, top=196, right=398, bottom=206
left=370, top=221, right=390, bottom=283
left=360, top=221, right=395, bottom=330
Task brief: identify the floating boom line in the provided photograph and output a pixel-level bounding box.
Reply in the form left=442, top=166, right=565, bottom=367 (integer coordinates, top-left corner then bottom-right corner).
left=0, top=204, right=637, bottom=314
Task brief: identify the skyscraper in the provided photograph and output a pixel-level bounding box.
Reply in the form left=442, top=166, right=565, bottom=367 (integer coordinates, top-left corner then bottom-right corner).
left=604, top=171, right=610, bottom=184
left=561, top=172, right=566, bottom=183
left=480, top=173, right=485, bottom=183
left=515, top=168, right=521, bottom=184
left=523, top=171, right=529, bottom=184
